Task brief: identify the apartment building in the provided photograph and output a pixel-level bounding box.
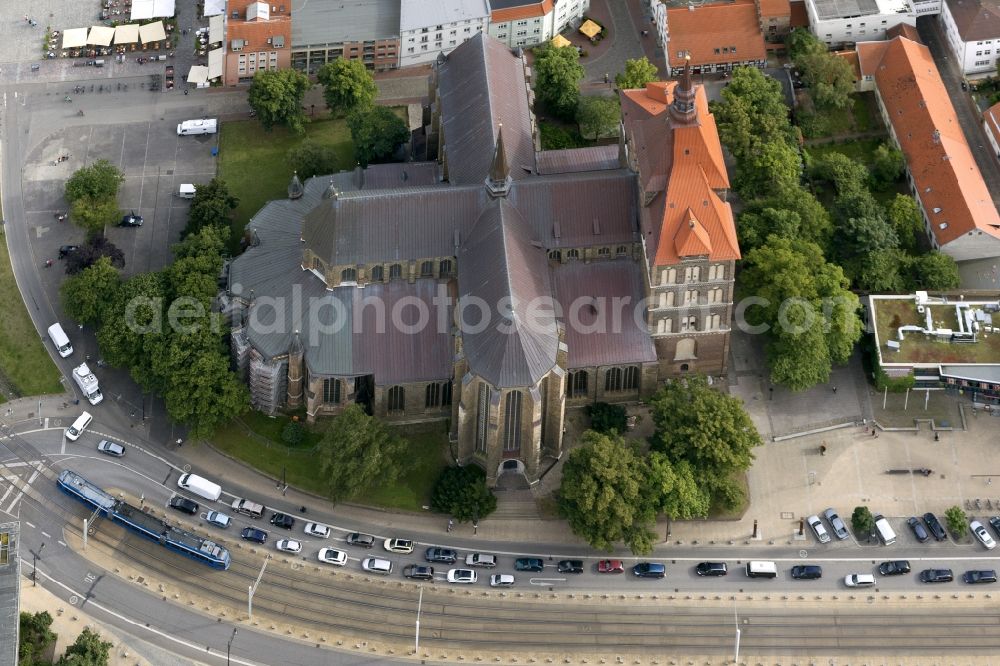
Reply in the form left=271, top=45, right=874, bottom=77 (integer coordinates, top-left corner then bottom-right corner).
left=399, top=0, right=491, bottom=67
left=487, top=0, right=589, bottom=49
left=224, top=0, right=291, bottom=85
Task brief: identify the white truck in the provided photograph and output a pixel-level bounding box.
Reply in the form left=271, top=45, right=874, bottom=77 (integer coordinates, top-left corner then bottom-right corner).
left=72, top=362, right=103, bottom=405
left=176, top=118, right=217, bottom=135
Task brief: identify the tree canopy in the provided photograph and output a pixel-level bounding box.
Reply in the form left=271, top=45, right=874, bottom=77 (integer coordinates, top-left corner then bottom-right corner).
left=347, top=105, right=410, bottom=167
left=576, top=95, right=620, bottom=140
left=56, top=627, right=112, bottom=666
left=905, top=251, right=960, bottom=290
left=317, top=403, right=412, bottom=502
left=19, top=611, right=56, bottom=666
left=532, top=43, right=585, bottom=120
left=316, top=57, right=378, bottom=117
left=287, top=140, right=339, bottom=179
left=944, top=505, right=968, bottom=537
left=64, top=160, right=125, bottom=234
left=788, top=28, right=853, bottom=110
left=615, top=56, right=658, bottom=90
left=886, top=193, right=925, bottom=253
left=430, top=465, right=497, bottom=523
left=585, top=402, right=628, bottom=435
left=184, top=178, right=238, bottom=240
left=61, top=256, right=121, bottom=325
left=712, top=66, right=796, bottom=163
left=247, top=68, right=312, bottom=133
left=64, top=236, right=125, bottom=276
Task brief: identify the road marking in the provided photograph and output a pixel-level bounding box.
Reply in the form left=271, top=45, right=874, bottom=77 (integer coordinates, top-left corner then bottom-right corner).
left=0, top=485, right=13, bottom=507
left=5, top=468, right=38, bottom=513
left=24, top=521, right=35, bottom=529
left=529, top=577, right=566, bottom=585
left=58, top=540, right=67, bottom=547
left=41, top=531, right=50, bottom=538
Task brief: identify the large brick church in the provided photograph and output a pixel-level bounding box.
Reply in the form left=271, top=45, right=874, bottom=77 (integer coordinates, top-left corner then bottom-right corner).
left=225, top=34, right=739, bottom=485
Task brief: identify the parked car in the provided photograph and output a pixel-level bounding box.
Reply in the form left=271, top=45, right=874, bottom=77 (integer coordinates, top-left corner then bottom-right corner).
left=241, top=527, right=268, bottom=544
left=58, top=245, right=79, bottom=258
left=425, top=547, right=458, bottom=564
left=923, top=512, right=947, bottom=541
left=362, top=557, right=393, bottom=575
left=347, top=532, right=376, bottom=548
left=695, top=562, right=728, bottom=577
left=303, top=522, right=331, bottom=539
left=971, top=520, right=997, bottom=549
left=878, top=560, right=911, bottom=576
left=466, top=553, right=498, bottom=568
left=597, top=559, right=625, bottom=574
left=807, top=515, right=831, bottom=544
left=205, top=511, right=232, bottom=529
left=790, top=565, right=823, bottom=580
left=490, top=573, right=515, bottom=588
left=119, top=211, right=143, bottom=227
left=96, top=440, right=125, bottom=457
left=270, top=512, right=295, bottom=529
left=907, top=517, right=929, bottom=543
left=403, top=564, right=435, bottom=580
left=823, top=508, right=850, bottom=540
left=446, top=568, right=478, bottom=584
left=633, top=562, right=666, bottom=578
left=844, top=573, right=876, bottom=587
left=514, top=558, right=544, bottom=573
left=989, top=516, right=1000, bottom=540
left=557, top=560, right=584, bottom=574
left=963, top=569, right=997, bottom=584
left=169, top=496, right=198, bottom=515
left=276, top=538, right=302, bottom=553
left=317, top=548, right=348, bottom=566
left=383, top=538, right=414, bottom=554
left=920, top=568, right=953, bottom=583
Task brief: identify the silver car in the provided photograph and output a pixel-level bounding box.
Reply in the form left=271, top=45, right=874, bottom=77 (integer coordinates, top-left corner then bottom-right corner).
left=96, top=440, right=125, bottom=457
left=807, top=515, right=831, bottom=544
left=824, top=508, right=850, bottom=540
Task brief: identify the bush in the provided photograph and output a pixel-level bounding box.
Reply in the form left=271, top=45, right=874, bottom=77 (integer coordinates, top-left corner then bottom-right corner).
left=585, top=402, right=628, bottom=434
left=944, top=505, right=967, bottom=538
left=539, top=122, right=586, bottom=150
left=430, top=465, right=497, bottom=523
left=851, top=505, right=874, bottom=537
left=281, top=421, right=305, bottom=446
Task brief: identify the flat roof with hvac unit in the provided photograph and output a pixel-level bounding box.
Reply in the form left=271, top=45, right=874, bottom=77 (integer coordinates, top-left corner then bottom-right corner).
left=811, top=0, right=911, bottom=19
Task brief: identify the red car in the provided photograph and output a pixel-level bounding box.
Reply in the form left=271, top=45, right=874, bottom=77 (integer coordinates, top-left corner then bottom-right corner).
left=598, top=559, right=625, bottom=574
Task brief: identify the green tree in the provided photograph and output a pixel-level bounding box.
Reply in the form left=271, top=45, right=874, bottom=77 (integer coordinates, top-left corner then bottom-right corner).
left=734, top=139, right=802, bottom=199
left=64, top=236, right=125, bottom=276
left=184, top=178, right=238, bottom=239
left=281, top=421, right=305, bottom=446
left=645, top=454, right=710, bottom=520
left=585, top=402, right=628, bottom=435
left=532, top=43, right=585, bottom=120
left=19, top=611, right=57, bottom=666
left=317, top=403, right=412, bottom=502
left=316, top=57, right=378, bottom=117
left=850, top=505, right=875, bottom=537
left=287, top=140, right=339, bottom=180
left=64, top=160, right=125, bottom=234
left=944, top=505, right=968, bottom=538
left=56, top=627, right=112, bottom=666
left=247, top=68, right=311, bottom=133
left=576, top=95, right=620, bottom=140
left=853, top=248, right=905, bottom=293
left=557, top=430, right=656, bottom=554
left=96, top=271, right=166, bottom=387
left=905, top=251, right=960, bottom=290
left=739, top=186, right=833, bottom=252
left=810, top=151, right=869, bottom=195
left=786, top=27, right=825, bottom=59
left=886, top=193, right=925, bottom=253
left=795, top=51, right=855, bottom=110
left=648, top=375, right=761, bottom=507
left=347, top=105, right=410, bottom=167
left=615, top=56, right=658, bottom=90
left=711, top=66, right=795, bottom=162
left=738, top=236, right=863, bottom=390
left=430, top=465, right=497, bottom=523
left=870, top=143, right=905, bottom=188
left=61, top=256, right=120, bottom=325
left=165, top=226, right=227, bottom=304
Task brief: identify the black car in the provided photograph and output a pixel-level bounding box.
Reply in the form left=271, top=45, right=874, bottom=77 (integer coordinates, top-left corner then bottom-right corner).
left=514, top=558, right=544, bottom=573
left=906, top=517, right=929, bottom=543
left=919, top=568, right=954, bottom=583
left=557, top=560, right=584, bottom=574
left=790, top=565, right=823, bottom=580
left=346, top=532, right=376, bottom=548
left=963, top=569, right=997, bottom=584
left=989, top=516, right=1000, bottom=540
left=58, top=245, right=79, bottom=258
left=403, top=564, right=435, bottom=581
left=878, top=560, right=911, bottom=576
left=119, top=211, right=143, bottom=227
left=695, top=562, right=728, bottom=577
left=270, top=512, right=295, bottom=529
left=425, top=547, right=458, bottom=564
left=241, top=527, right=268, bottom=544
left=923, top=512, right=947, bottom=541
left=633, top=562, right=666, bottom=578
left=168, top=496, right=198, bottom=515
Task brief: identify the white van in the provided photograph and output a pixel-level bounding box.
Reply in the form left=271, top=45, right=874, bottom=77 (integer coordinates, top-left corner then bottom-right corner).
left=176, top=119, right=218, bottom=135
left=65, top=411, right=93, bottom=441
left=47, top=323, right=73, bottom=357
left=874, top=514, right=897, bottom=545
left=177, top=473, right=222, bottom=502
left=745, top=561, right=778, bottom=578
left=178, top=183, right=196, bottom=199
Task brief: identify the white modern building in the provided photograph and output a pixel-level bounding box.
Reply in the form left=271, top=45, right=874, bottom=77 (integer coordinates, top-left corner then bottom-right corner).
left=805, top=0, right=918, bottom=47
left=487, top=0, right=589, bottom=49
left=939, top=0, right=1000, bottom=76
left=399, top=0, right=491, bottom=67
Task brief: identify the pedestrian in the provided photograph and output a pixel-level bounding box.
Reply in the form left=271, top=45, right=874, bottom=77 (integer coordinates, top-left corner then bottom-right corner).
left=871, top=430, right=877, bottom=438
left=604, top=72, right=609, bottom=84
left=832, top=386, right=838, bottom=394
left=934, top=432, right=939, bottom=442
left=447, top=519, right=454, bottom=533
left=820, top=444, right=827, bottom=456
left=44, top=258, right=52, bottom=268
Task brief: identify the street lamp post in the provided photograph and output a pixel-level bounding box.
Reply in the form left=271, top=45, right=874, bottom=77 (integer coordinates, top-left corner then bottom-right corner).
left=32, top=542, right=45, bottom=586
left=227, top=628, right=238, bottom=666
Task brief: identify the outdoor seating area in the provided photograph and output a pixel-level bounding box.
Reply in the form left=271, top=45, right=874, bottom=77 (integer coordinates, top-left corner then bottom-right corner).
left=58, top=20, right=173, bottom=61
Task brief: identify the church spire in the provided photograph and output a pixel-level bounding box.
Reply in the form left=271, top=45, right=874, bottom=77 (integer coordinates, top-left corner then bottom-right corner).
left=669, top=55, right=698, bottom=124
left=485, top=123, right=512, bottom=198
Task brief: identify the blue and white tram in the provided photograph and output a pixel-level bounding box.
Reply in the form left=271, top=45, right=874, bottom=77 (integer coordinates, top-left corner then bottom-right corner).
left=57, top=469, right=231, bottom=570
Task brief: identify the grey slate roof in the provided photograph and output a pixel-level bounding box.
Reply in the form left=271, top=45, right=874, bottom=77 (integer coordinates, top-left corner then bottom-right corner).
left=291, top=0, right=400, bottom=48
left=536, top=145, right=620, bottom=175
left=437, top=32, right=536, bottom=185
left=458, top=198, right=559, bottom=388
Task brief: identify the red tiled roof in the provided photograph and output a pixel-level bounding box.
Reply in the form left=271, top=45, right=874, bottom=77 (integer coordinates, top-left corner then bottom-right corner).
left=491, top=0, right=552, bottom=22
left=886, top=22, right=921, bottom=42
left=856, top=40, right=890, bottom=76
left=985, top=101, right=1000, bottom=148
left=674, top=213, right=712, bottom=256
left=871, top=36, right=1000, bottom=246
left=228, top=20, right=291, bottom=50
left=665, top=0, right=766, bottom=69
left=835, top=50, right=860, bottom=81
left=789, top=0, right=809, bottom=27
left=758, top=0, right=791, bottom=19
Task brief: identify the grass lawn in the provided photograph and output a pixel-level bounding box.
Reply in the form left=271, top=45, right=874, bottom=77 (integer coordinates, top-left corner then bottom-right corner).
left=211, top=412, right=449, bottom=512
left=0, top=236, right=63, bottom=401
left=806, top=138, right=885, bottom=166
left=217, top=118, right=356, bottom=254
